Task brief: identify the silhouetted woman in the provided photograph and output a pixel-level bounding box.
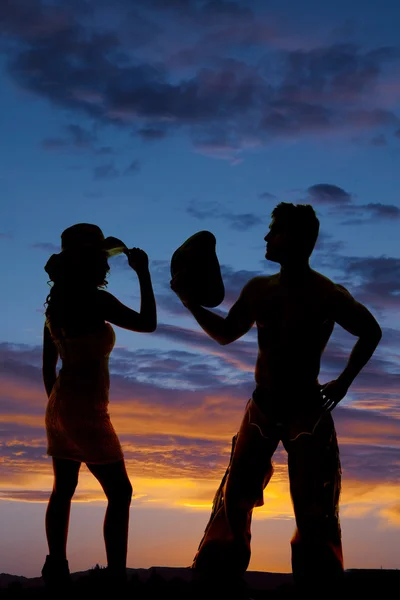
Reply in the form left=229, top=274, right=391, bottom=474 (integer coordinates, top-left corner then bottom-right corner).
left=41, top=223, right=156, bottom=589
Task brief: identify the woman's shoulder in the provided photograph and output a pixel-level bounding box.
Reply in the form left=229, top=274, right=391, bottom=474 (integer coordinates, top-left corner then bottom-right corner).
left=96, top=288, right=117, bottom=313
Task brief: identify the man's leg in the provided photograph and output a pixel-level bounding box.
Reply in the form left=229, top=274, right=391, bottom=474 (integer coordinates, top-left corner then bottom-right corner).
left=286, top=412, right=344, bottom=595
left=193, top=434, right=237, bottom=569
left=193, top=399, right=279, bottom=596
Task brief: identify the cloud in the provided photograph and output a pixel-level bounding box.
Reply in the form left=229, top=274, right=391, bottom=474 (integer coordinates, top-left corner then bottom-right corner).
left=259, top=192, right=277, bottom=201
left=64, top=123, right=96, bottom=146
left=187, top=200, right=262, bottom=231
left=333, top=256, right=400, bottom=313
left=314, top=231, right=346, bottom=255
left=0, top=0, right=71, bottom=40
left=31, top=242, right=60, bottom=253
left=371, top=133, right=387, bottom=146
left=41, top=123, right=115, bottom=155
left=0, top=490, right=93, bottom=502
left=0, top=311, right=399, bottom=509
left=110, top=342, right=253, bottom=390
left=381, top=503, right=400, bottom=525
left=310, top=251, right=400, bottom=316
left=93, top=162, right=120, bottom=180
left=304, top=184, right=399, bottom=224
left=192, top=140, right=244, bottom=164
left=92, top=159, right=141, bottom=179
left=137, top=128, right=167, bottom=141
left=225, top=213, right=260, bottom=231
left=2, top=1, right=399, bottom=158
left=134, top=0, right=253, bottom=21
left=338, top=204, right=400, bottom=225
left=124, top=159, right=141, bottom=175
left=307, top=183, right=353, bottom=205
left=361, top=203, right=400, bottom=220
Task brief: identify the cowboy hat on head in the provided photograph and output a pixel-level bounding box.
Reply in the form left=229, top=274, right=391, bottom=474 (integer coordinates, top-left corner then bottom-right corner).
left=61, top=223, right=127, bottom=257
left=45, top=223, right=127, bottom=282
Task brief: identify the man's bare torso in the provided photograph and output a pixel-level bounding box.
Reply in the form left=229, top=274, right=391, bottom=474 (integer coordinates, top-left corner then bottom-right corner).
left=244, top=269, right=337, bottom=397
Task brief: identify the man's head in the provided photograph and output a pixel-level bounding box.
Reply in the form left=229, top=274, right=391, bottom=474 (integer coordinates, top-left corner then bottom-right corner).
left=264, top=203, right=319, bottom=265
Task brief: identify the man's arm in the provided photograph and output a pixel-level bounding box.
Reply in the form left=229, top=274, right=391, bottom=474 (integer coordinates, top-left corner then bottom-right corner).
left=321, top=285, right=382, bottom=410
left=42, top=324, right=59, bottom=398
left=173, top=280, right=256, bottom=345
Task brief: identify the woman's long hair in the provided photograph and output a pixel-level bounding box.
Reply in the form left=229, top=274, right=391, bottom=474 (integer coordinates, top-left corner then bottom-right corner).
left=44, top=248, right=110, bottom=339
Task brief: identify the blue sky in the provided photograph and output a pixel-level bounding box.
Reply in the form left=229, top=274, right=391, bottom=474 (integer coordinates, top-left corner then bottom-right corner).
left=0, top=0, right=399, bottom=577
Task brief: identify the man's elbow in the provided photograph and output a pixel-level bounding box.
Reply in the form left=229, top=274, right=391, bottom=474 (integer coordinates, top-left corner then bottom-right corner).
left=218, top=333, right=236, bottom=346
left=218, top=325, right=244, bottom=345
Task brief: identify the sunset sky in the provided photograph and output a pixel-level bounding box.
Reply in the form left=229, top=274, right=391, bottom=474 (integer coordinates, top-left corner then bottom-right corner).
left=1, top=0, right=400, bottom=579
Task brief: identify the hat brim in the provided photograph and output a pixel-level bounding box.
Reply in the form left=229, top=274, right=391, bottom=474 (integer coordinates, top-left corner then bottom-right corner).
left=103, top=236, right=128, bottom=257
left=170, top=230, right=225, bottom=307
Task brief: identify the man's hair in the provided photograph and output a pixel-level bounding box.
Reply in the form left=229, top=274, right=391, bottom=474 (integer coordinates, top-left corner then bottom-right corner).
left=271, top=202, right=320, bottom=257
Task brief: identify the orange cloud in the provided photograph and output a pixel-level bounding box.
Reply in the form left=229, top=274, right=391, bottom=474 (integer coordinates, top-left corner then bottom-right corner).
left=1, top=358, right=399, bottom=535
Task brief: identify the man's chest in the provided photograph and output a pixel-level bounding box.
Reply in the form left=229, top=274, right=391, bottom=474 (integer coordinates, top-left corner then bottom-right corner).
left=254, top=286, right=330, bottom=333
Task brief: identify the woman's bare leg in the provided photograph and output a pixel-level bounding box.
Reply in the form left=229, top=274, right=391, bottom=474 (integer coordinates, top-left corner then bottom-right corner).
left=45, top=458, right=81, bottom=559
left=87, top=460, right=133, bottom=574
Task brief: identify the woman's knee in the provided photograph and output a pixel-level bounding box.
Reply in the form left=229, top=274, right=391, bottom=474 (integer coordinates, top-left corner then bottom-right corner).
left=107, top=479, right=133, bottom=504
left=51, top=459, right=80, bottom=499
left=52, top=477, right=79, bottom=500
left=122, top=479, right=133, bottom=503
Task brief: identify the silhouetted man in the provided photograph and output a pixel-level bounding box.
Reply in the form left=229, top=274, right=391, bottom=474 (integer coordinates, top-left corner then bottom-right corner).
left=171, top=203, right=382, bottom=597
